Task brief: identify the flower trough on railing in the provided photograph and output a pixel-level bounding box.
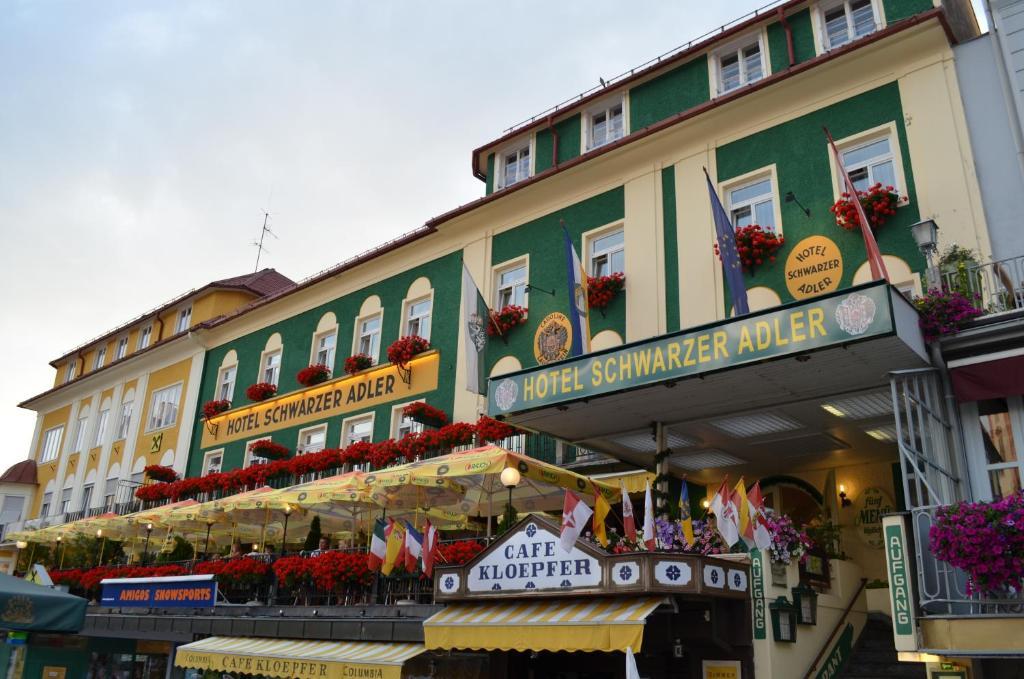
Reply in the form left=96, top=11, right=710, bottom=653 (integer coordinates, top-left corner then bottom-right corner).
left=296, top=364, right=331, bottom=387
left=913, top=288, right=985, bottom=342
left=249, top=440, right=290, bottom=461
left=245, top=382, right=278, bottom=402
left=143, top=465, right=178, bottom=483
left=402, top=402, right=448, bottom=428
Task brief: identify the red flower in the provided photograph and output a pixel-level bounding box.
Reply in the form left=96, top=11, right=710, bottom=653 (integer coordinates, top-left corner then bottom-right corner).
left=249, top=440, right=290, bottom=460
left=829, top=183, right=899, bottom=231
left=296, top=364, right=331, bottom=387
left=586, top=273, right=625, bottom=309
left=712, top=224, right=785, bottom=274
left=437, top=540, right=485, bottom=566
left=439, top=422, right=476, bottom=448
left=343, top=354, right=374, bottom=375
left=245, top=382, right=278, bottom=402
left=202, top=399, right=231, bottom=419
left=474, top=416, right=520, bottom=443
left=386, top=336, right=431, bottom=369
left=143, top=465, right=178, bottom=483
left=487, top=305, right=527, bottom=337
left=402, top=402, right=448, bottom=426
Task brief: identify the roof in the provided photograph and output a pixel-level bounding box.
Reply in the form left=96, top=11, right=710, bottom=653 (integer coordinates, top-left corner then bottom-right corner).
left=0, top=460, right=37, bottom=485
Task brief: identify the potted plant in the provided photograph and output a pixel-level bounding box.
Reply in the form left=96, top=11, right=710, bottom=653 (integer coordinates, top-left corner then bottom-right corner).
left=245, top=382, right=278, bottom=402
left=913, top=288, right=984, bottom=341
left=249, top=440, right=290, bottom=460
left=402, top=402, right=448, bottom=428
left=202, top=399, right=231, bottom=419
left=296, top=364, right=331, bottom=387
left=587, top=272, right=626, bottom=311
left=829, top=182, right=899, bottom=231
left=715, top=224, right=784, bottom=275
left=487, top=305, right=527, bottom=338
left=343, top=353, right=373, bottom=376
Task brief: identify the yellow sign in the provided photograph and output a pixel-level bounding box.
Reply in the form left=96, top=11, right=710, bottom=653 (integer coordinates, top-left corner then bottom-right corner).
left=855, top=486, right=895, bottom=549
left=785, top=235, right=843, bottom=300
left=201, top=352, right=440, bottom=448
left=42, top=668, right=67, bottom=679
left=150, top=432, right=163, bottom=453
left=175, top=650, right=400, bottom=679
left=702, top=659, right=741, bottom=679
left=534, top=312, right=572, bottom=364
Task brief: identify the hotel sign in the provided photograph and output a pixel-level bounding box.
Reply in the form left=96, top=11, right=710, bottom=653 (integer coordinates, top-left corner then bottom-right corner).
left=202, top=352, right=440, bottom=447
left=489, top=284, right=894, bottom=415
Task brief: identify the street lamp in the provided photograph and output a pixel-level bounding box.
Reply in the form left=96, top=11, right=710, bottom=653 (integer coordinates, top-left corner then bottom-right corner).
left=96, top=529, right=106, bottom=567
left=910, top=218, right=939, bottom=288
left=500, top=467, right=521, bottom=531
left=282, top=505, right=292, bottom=554
left=56, top=535, right=64, bottom=569
left=143, top=523, right=154, bottom=565
left=15, top=541, right=27, bottom=573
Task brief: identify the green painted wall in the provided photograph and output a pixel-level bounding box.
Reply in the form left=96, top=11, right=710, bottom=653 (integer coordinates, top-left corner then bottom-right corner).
left=767, top=8, right=817, bottom=73
left=661, top=166, right=680, bottom=331
left=485, top=153, right=495, bottom=195
left=715, top=82, right=924, bottom=305
left=535, top=114, right=583, bottom=174
left=488, top=188, right=625, bottom=373
left=187, top=252, right=463, bottom=476
left=884, top=0, right=933, bottom=23
left=629, top=56, right=709, bottom=131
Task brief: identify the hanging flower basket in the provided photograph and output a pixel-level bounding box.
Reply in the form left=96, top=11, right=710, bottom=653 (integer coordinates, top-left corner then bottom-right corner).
left=245, top=382, right=278, bottom=402
left=202, top=399, right=231, bottom=420
left=475, top=416, right=521, bottom=443
left=587, top=273, right=625, bottom=312
left=830, top=183, right=899, bottom=231
left=143, top=465, right=178, bottom=483
left=402, top=402, right=448, bottom=428
left=249, top=440, right=290, bottom=460
left=387, top=336, right=430, bottom=385
left=714, top=224, right=785, bottom=275
left=343, top=354, right=373, bottom=376
left=913, top=288, right=985, bottom=342
left=487, top=305, right=527, bottom=339
left=296, top=364, right=331, bottom=387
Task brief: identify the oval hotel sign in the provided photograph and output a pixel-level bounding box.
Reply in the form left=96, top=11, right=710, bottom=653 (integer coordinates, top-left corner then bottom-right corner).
left=785, top=235, right=843, bottom=300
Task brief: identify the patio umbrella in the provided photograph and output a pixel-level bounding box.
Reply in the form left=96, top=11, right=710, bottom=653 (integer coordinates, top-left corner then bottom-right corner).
left=0, top=574, right=87, bottom=633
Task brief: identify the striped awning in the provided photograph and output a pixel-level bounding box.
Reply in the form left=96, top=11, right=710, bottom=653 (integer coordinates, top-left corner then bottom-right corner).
left=174, top=636, right=424, bottom=679
left=424, top=597, right=665, bottom=653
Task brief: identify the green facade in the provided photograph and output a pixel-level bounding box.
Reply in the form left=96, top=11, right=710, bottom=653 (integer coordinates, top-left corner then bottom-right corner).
left=661, top=166, right=681, bottom=331
left=628, top=56, right=709, bottom=132
left=534, top=114, right=582, bottom=175
left=767, top=8, right=817, bottom=73
left=883, top=0, right=934, bottom=23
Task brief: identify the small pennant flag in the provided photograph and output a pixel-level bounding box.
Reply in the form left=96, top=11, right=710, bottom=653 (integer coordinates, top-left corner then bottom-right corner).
left=748, top=481, right=772, bottom=551
left=679, top=479, right=694, bottom=548
left=461, top=263, right=491, bottom=395
left=734, top=477, right=751, bottom=545
left=382, top=520, right=406, bottom=576
left=643, top=481, right=656, bottom=551
left=591, top=482, right=612, bottom=548
left=709, top=478, right=740, bottom=547
left=621, top=481, right=637, bottom=543
left=368, top=519, right=388, bottom=572
left=560, top=490, right=593, bottom=553
left=404, top=522, right=423, bottom=572
left=422, top=520, right=439, bottom=577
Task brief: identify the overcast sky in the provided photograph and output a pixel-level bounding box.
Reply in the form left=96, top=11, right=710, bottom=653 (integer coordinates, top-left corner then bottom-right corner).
left=0, top=1, right=985, bottom=473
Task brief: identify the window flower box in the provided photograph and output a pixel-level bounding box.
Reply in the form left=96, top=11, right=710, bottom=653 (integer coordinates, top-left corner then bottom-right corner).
left=245, top=382, right=278, bottom=402
left=343, top=354, right=373, bottom=376
left=387, top=336, right=430, bottom=384
left=296, top=364, right=331, bottom=387
left=402, top=402, right=448, bottom=428
left=830, top=183, right=898, bottom=231
left=714, top=224, right=784, bottom=275
left=202, top=399, right=231, bottom=419
left=587, top=272, right=625, bottom=311
left=913, top=288, right=984, bottom=342
left=143, top=465, right=178, bottom=483
left=487, top=305, right=527, bottom=338
left=249, top=440, right=290, bottom=460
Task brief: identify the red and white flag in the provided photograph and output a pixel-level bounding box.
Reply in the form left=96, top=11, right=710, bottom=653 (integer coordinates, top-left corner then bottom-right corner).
left=421, top=520, right=439, bottom=578
left=710, top=479, right=740, bottom=547
left=642, top=481, right=656, bottom=551
left=621, top=480, right=637, bottom=543
left=560, top=490, right=593, bottom=553
left=747, top=481, right=772, bottom=551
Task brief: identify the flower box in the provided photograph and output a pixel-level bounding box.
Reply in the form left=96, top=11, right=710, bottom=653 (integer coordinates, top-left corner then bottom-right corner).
left=296, top=364, right=331, bottom=387
left=387, top=336, right=431, bottom=370
left=344, top=354, right=373, bottom=376
left=714, top=224, right=784, bottom=275
left=487, top=305, right=527, bottom=337
left=245, top=382, right=278, bottom=402
left=913, top=288, right=984, bottom=341
left=402, top=402, right=448, bottom=428
left=587, top=273, right=625, bottom=309
left=202, top=399, right=231, bottom=419
left=830, top=183, right=899, bottom=231
left=143, top=465, right=178, bottom=483
left=249, top=440, right=290, bottom=460
left=474, top=416, right=520, bottom=443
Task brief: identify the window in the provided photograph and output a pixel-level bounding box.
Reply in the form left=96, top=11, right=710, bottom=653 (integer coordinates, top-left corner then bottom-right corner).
left=243, top=439, right=270, bottom=468
left=80, top=484, right=93, bottom=512
left=60, top=488, right=72, bottom=515
left=356, top=315, right=382, bottom=362
left=260, top=350, right=282, bottom=386
left=718, top=42, right=764, bottom=93
left=343, top=416, right=374, bottom=446
left=71, top=414, right=88, bottom=453
left=728, top=176, right=778, bottom=231
left=0, top=496, right=25, bottom=525
left=39, top=426, right=64, bottom=463
left=392, top=404, right=424, bottom=440
left=822, top=0, right=877, bottom=50
left=147, top=383, right=182, bottom=431
left=499, top=144, right=531, bottom=188
left=137, top=325, right=152, bottom=350
left=115, top=337, right=128, bottom=360
left=40, top=492, right=52, bottom=518
left=103, top=478, right=118, bottom=510
left=298, top=426, right=327, bottom=454
left=974, top=397, right=1023, bottom=500
left=64, top=360, right=77, bottom=384
left=404, top=298, right=432, bottom=341
left=94, top=347, right=107, bottom=370
left=495, top=263, right=528, bottom=309
left=586, top=99, right=625, bottom=150
left=202, top=450, right=224, bottom=475
left=313, top=332, right=336, bottom=371
left=93, top=409, right=110, bottom=448
left=117, top=401, right=133, bottom=440
left=217, top=365, right=237, bottom=401
left=841, top=136, right=897, bottom=193
left=588, top=229, right=625, bottom=277
left=175, top=307, right=192, bottom=333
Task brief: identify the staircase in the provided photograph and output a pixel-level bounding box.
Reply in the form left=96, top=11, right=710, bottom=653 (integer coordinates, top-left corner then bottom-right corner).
left=840, top=613, right=925, bottom=679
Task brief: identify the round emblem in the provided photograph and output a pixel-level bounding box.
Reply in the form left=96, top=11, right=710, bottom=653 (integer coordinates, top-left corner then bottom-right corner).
left=297, top=492, right=308, bottom=501
left=526, top=523, right=537, bottom=537
left=576, top=478, right=586, bottom=491
left=437, top=464, right=449, bottom=476
left=364, top=475, right=376, bottom=484
left=784, top=235, right=843, bottom=300
left=835, top=292, right=877, bottom=336
left=533, top=312, right=573, bottom=364
left=517, top=461, right=529, bottom=474
left=494, top=379, right=519, bottom=412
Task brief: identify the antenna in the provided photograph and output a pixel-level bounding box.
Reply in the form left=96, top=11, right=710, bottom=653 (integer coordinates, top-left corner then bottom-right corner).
left=252, top=211, right=279, bottom=272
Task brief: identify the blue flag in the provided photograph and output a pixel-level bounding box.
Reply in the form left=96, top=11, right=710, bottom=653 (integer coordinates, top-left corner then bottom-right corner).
left=562, top=225, right=591, bottom=357
left=704, top=169, right=749, bottom=316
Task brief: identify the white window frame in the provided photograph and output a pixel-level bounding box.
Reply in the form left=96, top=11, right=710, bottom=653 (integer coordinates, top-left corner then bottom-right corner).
left=259, top=349, right=282, bottom=387
left=297, top=424, right=328, bottom=455
left=114, top=337, right=128, bottom=360
left=146, top=382, right=183, bottom=432
left=116, top=400, right=133, bottom=441
left=583, top=94, right=627, bottom=151
left=493, top=256, right=530, bottom=310
left=583, top=223, right=626, bottom=278
left=390, top=402, right=425, bottom=440
left=175, top=306, right=193, bottom=334
left=813, top=0, right=884, bottom=53
left=962, top=395, right=1024, bottom=501
left=137, top=325, right=152, bottom=350
left=93, top=409, right=110, bottom=448
left=243, top=437, right=271, bottom=469
left=721, top=165, right=784, bottom=235
left=60, top=487, right=73, bottom=515
left=827, top=123, right=909, bottom=206
left=402, top=296, right=434, bottom=342
left=64, top=360, right=77, bottom=384
left=40, top=492, right=53, bottom=518
left=496, top=138, right=534, bottom=189
left=312, top=330, right=337, bottom=372
left=353, top=313, right=383, bottom=364
left=710, top=31, right=769, bottom=97
left=202, top=449, right=224, bottom=475
left=93, top=347, right=107, bottom=370
left=217, top=364, right=237, bottom=402
left=71, top=413, right=89, bottom=453
left=103, top=477, right=118, bottom=510
left=80, top=484, right=94, bottom=511
left=341, top=413, right=375, bottom=447
left=39, top=426, right=64, bottom=463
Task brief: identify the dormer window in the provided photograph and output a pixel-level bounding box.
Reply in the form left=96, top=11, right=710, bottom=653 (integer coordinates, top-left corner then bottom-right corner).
left=585, top=97, right=625, bottom=151
left=115, top=337, right=128, bottom=360
left=64, top=360, right=77, bottom=383
left=175, top=306, right=192, bottom=333
left=498, top=143, right=531, bottom=189
left=716, top=41, right=765, bottom=95
left=93, top=347, right=107, bottom=370
left=137, top=325, right=152, bottom=350
left=821, top=0, right=878, bottom=50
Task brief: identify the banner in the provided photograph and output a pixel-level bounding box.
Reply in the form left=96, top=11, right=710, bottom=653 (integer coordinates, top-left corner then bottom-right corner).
left=100, top=575, right=217, bottom=608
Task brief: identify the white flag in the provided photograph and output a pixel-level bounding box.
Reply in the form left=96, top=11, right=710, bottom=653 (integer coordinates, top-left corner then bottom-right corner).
left=642, top=481, right=656, bottom=550
left=621, top=480, right=636, bottom=542
left=709, top=479, right=740, bottom=547
left=560, top=490, right=593, bottom=553
left=625, top=647, right=641, bottom=679
left=462, top=263, right=489, bottom=395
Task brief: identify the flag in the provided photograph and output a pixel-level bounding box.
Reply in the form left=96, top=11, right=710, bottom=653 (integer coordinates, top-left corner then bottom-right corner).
left=421, top=520, right=438, bottom=577
left=560, top=490, right=593, bottom=553
left=562, top=224, right=591, bottom=357
left=734, top=477, right=751, bottom=545
left=591, top=482, right=612, bottom=548
left=825, top=127, right=890, bottom=282
left=709, top=479, right=740, bottom=547
left=703, top=168, right=749, bottom=316
left=748, top=481, right=772, bottom=550
left=642, top=481, right=656, bottom=551
left=621, top=480, right=637, bottom=543
left=625, top=647, right=641, bottom=679
left=462, top=263, right=490, bottom=395
left=382, top=520, right=406, bottom=576
left=404, top=521, right=423, bottom=572
left=678, top=480, right=694, bottom=547
left=367, top=519, right=388, bottom=572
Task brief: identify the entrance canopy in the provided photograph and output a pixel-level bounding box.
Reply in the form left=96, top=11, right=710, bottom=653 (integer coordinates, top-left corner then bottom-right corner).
left=424, top=597, right=664, bottom=653
left=488, top=283, right=928, bottom=482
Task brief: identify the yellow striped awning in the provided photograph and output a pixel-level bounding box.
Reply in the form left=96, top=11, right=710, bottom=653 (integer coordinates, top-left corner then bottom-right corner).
left=174, top=636, right=424, bottom=679
left=424, top=597, right=664, bottom=653
left=591, top=470, right=657, bottom=495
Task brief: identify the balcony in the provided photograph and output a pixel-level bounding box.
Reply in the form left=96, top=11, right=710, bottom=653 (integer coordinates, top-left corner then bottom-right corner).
left=938, top=252, right=1024, bottom=317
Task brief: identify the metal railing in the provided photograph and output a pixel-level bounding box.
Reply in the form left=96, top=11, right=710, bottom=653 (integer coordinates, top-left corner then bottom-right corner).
left=939, top=253, right=1024, bottom=315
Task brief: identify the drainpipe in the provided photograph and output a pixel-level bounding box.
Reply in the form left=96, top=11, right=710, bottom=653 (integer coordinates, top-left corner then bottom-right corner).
left=547, top=114, right=559, bottom=169
left=778, top=7, right=796, bottom=67
left=155, top=312, right=165, bottom=342
left=76, top=350, right=85, bottom=377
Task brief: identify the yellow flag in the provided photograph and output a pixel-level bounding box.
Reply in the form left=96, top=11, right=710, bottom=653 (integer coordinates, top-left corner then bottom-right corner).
left=591, top=482, right=611, bottom=547
left=382, top=520, right=406, bottom=576
left=733, top=477, right=750, bottom=542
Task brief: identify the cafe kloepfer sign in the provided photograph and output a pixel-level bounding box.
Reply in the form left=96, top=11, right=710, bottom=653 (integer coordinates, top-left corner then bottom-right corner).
left=489, top=284, right=894, bottom=415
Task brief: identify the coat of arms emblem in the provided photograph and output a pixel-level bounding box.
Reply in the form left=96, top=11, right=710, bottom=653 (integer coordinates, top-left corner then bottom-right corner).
left=533, top=312, right=573, bottom=364
left=834, top=292, right=877, bottom=336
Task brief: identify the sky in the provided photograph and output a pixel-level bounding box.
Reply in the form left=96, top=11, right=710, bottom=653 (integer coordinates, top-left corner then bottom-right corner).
left=0, top=1, right=986, bottom=473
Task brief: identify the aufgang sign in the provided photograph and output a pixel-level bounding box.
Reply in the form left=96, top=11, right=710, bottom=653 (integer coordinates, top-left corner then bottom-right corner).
left=467, top=522, right=601, bottom=593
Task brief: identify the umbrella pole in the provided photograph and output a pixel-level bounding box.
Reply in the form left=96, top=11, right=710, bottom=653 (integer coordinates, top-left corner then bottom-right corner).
left=204, top=523, right=212, bottom=557
left=28, top=543, right=36, bottom=570
left=59, top=543, right=65, bottom=569
left=487, top=485, right=493, bottom=540
left=98, top=538, right=106, bottom=567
